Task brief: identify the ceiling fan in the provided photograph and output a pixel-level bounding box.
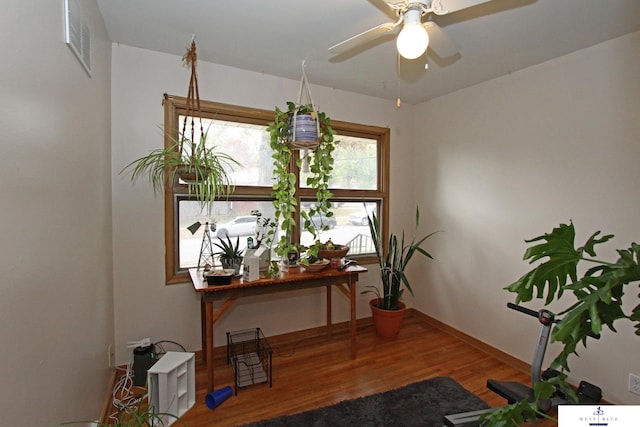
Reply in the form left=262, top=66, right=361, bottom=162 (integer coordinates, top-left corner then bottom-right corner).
left=329, top=0, right=493, bottom=60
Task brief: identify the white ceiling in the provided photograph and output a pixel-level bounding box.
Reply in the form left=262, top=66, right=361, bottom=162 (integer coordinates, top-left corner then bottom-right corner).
left=97, top=0, right=640, bottom=105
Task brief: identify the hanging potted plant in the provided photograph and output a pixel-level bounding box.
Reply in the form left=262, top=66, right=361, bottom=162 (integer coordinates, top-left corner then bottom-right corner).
left=363, top=206, right=438, bottom=340
left=122, top=125, right=237, bottom=206
left=267, top=63, right=338, bottom=260
left=121, top=40, right=238, bottom=208
left=268, top=101, right=337, bottom=259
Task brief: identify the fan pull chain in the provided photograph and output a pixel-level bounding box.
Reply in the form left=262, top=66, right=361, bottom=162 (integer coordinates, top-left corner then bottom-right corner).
left=396, top=52, right=402, bottom=108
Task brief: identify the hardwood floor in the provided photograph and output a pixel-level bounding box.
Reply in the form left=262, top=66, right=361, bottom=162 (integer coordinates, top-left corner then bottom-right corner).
left=175, top=312, right=556, bottom=426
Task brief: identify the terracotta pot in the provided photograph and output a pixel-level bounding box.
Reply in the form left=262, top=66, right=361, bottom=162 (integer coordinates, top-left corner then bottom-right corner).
left=369, top=299, right=406, bottom=340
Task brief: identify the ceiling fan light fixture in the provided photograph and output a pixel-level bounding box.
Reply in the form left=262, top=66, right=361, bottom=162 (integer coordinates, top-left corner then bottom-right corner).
left=397, top=22, right=429, bottom=59
left=396, top=8, right=429, bottom=60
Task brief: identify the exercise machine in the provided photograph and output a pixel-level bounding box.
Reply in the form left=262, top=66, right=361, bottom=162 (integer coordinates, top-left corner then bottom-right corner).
left=443, top=303, right=602, bottom=427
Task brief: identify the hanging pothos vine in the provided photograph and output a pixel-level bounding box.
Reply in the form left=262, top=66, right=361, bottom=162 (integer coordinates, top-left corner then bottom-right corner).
left=267, top=101, right=338, bottom=259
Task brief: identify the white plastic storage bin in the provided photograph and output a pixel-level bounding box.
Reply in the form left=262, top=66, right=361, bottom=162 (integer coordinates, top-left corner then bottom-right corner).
left=147, top=352, right=195, bottom=425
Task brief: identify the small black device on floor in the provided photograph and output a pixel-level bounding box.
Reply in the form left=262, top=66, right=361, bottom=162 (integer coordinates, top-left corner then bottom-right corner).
left=133, top=344, right=156, bottom=386
left=576, top=380, right=602, bottom=404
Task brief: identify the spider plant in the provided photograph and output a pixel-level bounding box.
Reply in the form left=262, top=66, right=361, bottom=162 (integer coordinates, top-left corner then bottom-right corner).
left=121, top=127, right=238, bottom=208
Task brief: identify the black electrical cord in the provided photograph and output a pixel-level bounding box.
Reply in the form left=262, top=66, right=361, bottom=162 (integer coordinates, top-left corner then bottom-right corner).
left=153, top=340, right=187, bottom=358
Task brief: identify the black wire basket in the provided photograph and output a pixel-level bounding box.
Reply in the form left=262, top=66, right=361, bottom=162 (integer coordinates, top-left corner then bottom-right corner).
left=226, top=328, right=273, bottom=394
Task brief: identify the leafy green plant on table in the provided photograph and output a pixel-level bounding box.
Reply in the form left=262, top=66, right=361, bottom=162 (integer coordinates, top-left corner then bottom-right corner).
left=267, top=101, right=337, bottom=259
left=266, top=260, right=280, bottom=278
left=362, top=206, right=438, bottom=310
left=482, top=222, right=640, bottom=425
left=213, top=234, right=244, bottom=261
left=250, top=209, right=277, bottom=250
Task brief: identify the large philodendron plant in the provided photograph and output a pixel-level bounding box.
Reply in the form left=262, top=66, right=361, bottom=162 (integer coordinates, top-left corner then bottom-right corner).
left=267, top=101, right=337, bottom=258
left=482, top=222, right=640, bottom=425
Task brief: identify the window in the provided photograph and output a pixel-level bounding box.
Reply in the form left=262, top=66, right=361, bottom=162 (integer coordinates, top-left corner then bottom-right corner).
left=163, top=95, right=389, bottom=284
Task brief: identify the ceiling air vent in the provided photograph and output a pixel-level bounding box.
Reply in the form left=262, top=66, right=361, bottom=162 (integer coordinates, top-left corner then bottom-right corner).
left=64, top=0, right=91, bottom=76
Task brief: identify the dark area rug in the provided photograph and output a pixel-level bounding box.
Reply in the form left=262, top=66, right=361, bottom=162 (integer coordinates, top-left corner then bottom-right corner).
left=241, top=376, right=489, bottom=427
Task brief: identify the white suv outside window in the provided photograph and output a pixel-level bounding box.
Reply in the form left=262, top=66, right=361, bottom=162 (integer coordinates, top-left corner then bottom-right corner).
left=216, top=216, right=257, bottom=239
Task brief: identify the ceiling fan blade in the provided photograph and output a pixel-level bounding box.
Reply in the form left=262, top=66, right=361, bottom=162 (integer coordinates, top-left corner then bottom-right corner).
left=381, top=1, right=411, bottom=12
left=432, top=0, right=493, bottom=15
left=424, top=21, right=458, bottom=58
left=329, top=21, right=400, bottom=54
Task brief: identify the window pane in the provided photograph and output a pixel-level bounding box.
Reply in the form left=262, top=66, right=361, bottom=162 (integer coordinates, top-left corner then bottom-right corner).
left=299, top=201, right=377, bottom=256
left=177, top=199, right=278, bottom=269
left=300, top=135, right=377, bottom=190
left=179, top=116, right=273, bottom=187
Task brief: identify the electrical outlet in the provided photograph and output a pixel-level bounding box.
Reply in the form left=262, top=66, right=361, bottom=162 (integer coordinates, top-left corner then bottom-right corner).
left=108, top=344, right=115, bottom=367
left=629, top=373, right=640, bottom=396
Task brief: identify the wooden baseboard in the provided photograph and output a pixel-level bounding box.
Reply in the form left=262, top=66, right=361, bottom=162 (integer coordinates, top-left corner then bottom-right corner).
left=408, top=308, right=531, bottom=375
left=100, top=368, right=118, bottom=425
left=193, top=316, right=375, bottom=364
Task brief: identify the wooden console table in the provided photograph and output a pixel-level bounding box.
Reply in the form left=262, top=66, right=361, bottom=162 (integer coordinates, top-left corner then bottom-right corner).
left=189, top=264, right=367, bottom=392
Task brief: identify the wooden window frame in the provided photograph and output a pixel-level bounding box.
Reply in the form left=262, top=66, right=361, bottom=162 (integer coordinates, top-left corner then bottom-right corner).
left=163, top=95, right=390, bottom=284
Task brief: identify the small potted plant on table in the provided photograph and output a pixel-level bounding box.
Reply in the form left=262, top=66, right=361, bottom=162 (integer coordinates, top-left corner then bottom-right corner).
left=213, top=235, right=244, bottom=275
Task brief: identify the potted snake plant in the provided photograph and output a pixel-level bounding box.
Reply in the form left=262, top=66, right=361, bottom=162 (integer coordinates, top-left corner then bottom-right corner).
left=362, top=206, right=437, bottom=340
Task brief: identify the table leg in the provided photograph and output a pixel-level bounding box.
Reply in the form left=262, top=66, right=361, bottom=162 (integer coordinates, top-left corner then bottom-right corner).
left=350, top=279, right=357, bottom=359
left=200, top=299, right=206, bottom=362
left=326, top=285, right=332, bottom=338
left=205, top=300, right=214, bottom=393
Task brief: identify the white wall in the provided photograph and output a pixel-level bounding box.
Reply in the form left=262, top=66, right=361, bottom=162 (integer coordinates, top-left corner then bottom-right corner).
left=413, top=31, right=640, bottom=404
left=110, top=45, right=415, bottom=365
left=0, top=0, right=113, bottom=425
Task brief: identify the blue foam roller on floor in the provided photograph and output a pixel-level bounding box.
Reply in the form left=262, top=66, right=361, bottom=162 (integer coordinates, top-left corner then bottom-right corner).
left=205, top=386, right=233, bottom=410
